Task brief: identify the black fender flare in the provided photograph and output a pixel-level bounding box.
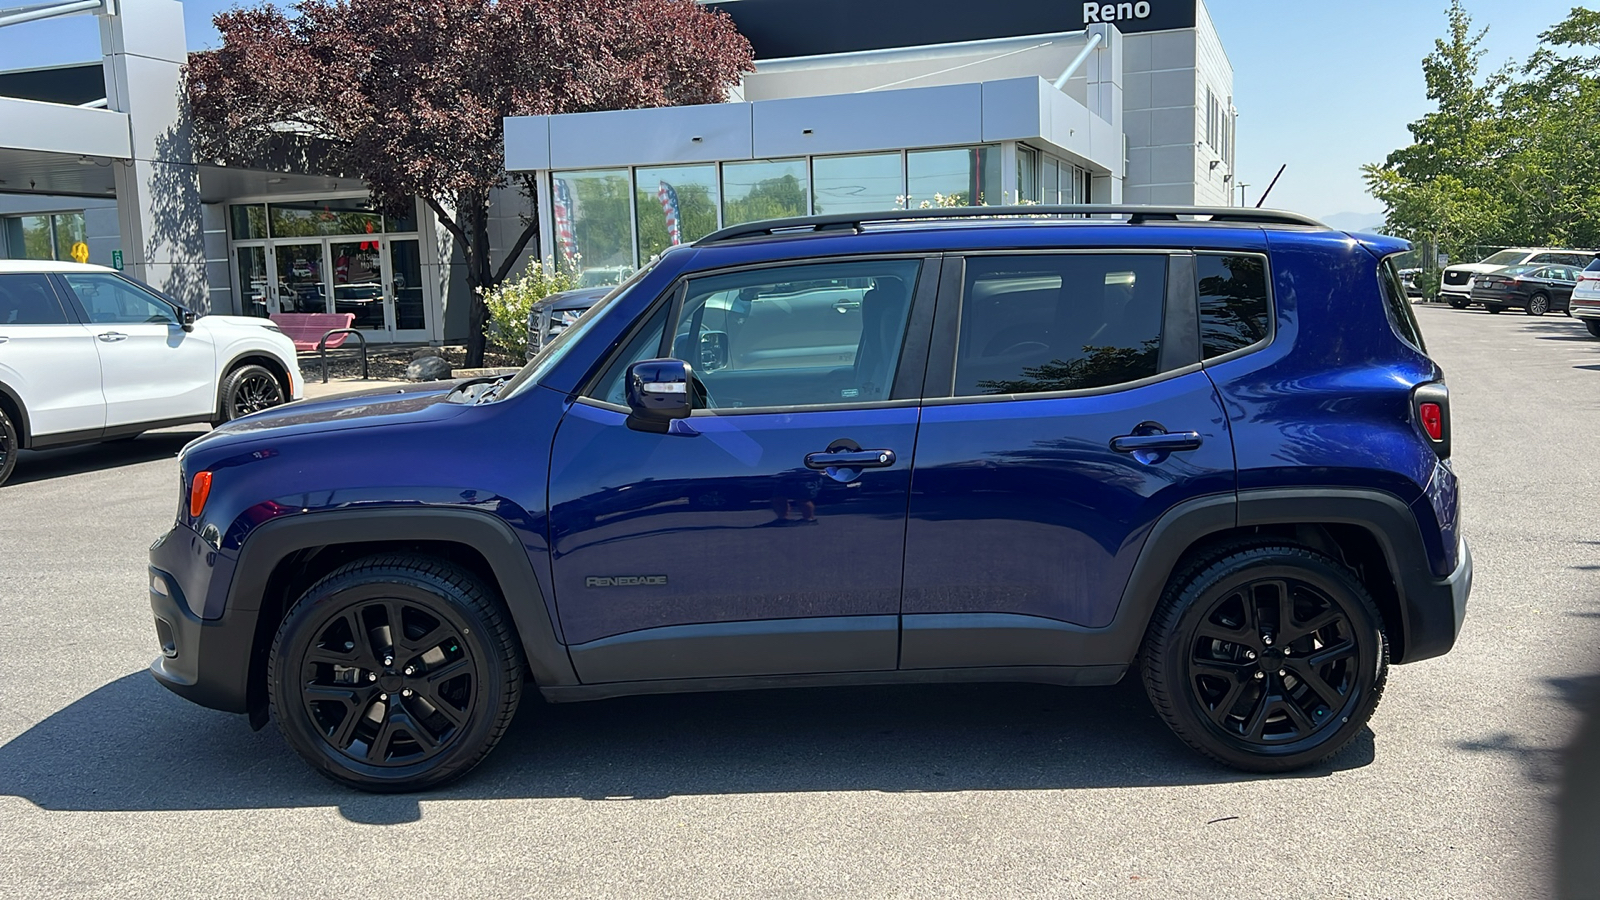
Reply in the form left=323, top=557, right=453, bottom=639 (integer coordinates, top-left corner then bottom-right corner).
left=226, top=508, right=578, bottom=717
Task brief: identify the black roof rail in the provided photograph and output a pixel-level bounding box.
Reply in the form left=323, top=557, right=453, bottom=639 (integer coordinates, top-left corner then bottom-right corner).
left=695, top=205, right=1326, bottom=246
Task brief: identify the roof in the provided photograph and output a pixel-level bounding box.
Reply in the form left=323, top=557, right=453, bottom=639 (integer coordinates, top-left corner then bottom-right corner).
left=0, top=260, right=115, bottom=274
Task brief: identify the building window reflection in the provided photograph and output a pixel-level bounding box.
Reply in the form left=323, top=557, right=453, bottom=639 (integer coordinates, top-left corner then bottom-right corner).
left=812, top=152, right=904, bottom=215
left=551, top=168, right=633, bottom=287
left=635, top=164, right=719, bottom=261
left=722, top=158, right=808, bottom=226
left=906, top=146, right=1001, bottom=207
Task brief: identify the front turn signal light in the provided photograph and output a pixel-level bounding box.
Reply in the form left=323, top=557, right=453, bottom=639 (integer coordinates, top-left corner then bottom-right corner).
left=189, top=471, right=213, bottom=519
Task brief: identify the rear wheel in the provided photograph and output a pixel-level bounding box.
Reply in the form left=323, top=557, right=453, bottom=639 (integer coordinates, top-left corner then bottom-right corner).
left=268, top=556, right=525, bottom=792
left=1486, top=304, right=1504, bottom=314
left=216, top=364, right=285, bottom=425
left=1528, top=293, right=1550, bottom=316
left=0, top=407, right=17, bottom=487
left=1447, top=298, right=1470, bottom=310
left=1141, top=545, right=1388, bottom=772
left=1587, top=320, right=1600, bottom=338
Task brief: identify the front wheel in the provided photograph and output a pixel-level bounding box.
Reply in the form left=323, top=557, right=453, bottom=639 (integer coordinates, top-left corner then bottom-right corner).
left=0, top=406, right=17, bottom=487
left=268, top=556, right=525, bottom=792
left=1486, top=304, right=1504, bottom=314
left=1141, top=545, right=1388, bottom=772
left=216, top=364, right=286, bottom=425
left=1527, top=294, right=1550, bottom=316
left=1586, top=320, right=1600, bottom=338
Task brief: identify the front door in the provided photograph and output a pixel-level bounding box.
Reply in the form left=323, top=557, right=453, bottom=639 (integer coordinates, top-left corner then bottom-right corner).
left=331, top=240, right=387, bottom=331
left=0, top=273, right=104, bottom=440
left=272, top=242, right=328, bottom=315
left=56, top=272, right=216, bottom=427
left=548, top=257, right=935, bottom=684
left=900, top=252, right=1237, bottom=668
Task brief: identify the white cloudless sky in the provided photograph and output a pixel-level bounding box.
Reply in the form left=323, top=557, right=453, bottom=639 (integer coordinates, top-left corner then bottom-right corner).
left=0, top=0, right=1588, bottom=221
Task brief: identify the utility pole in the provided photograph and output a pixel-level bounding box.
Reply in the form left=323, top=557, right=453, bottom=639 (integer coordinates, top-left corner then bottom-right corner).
left=1236, top=182, right=1250, bottom=208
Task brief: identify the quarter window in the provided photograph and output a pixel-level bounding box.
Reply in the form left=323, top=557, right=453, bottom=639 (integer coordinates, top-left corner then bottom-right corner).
left=62, top=273, right=178, bottom=325
left=1197, top=254, right=1271, bottom=359
left=954, top=254, right=1167, bottom=397
left=668, top=260, right=921, bottom=409
left=0, top=274, right=69, bottom=325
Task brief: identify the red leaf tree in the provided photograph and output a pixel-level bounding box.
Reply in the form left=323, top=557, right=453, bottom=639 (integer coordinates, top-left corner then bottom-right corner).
left=187, top=0, right=752, bottom=366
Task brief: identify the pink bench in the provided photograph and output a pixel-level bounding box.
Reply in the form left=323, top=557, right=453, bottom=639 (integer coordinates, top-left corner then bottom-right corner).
left=268, top=312, right=368, bottom=383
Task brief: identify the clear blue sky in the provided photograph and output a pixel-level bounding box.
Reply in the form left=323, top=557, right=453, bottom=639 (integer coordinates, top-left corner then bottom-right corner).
left=0, top=0, right=1586, bottom=221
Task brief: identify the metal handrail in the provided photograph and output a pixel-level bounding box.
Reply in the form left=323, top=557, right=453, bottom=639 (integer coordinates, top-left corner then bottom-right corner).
left=695, top=205, right=1326, bottom=246
left=316, top=328, right=368, bottom=384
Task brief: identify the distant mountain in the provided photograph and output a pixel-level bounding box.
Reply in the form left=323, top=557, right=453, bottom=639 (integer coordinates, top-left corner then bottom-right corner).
left=1322, top=211, right=1388, bottom=233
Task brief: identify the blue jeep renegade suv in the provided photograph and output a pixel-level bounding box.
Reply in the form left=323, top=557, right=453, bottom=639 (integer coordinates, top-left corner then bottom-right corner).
left=148, top=206, right=1471, bottom=791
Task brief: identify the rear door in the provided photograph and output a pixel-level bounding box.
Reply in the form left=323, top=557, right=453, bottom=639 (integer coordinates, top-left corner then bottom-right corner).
left=547, top=256, right=937, bottom=684
left=0, top=273, right=105, bottom=441
left=56, top=272, right=217, bottom=427
left=901, top=250, right=1242, bottom=669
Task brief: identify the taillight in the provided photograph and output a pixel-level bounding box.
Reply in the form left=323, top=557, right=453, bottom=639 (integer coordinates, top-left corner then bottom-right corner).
left=1413, top=384, right=1451, bottom=458
left=1581, top=273, right=1600, bottom=283
left=189, top=471, right=213, bottom=518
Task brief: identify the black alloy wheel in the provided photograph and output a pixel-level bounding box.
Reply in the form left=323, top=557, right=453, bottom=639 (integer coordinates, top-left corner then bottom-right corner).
left=1142, top=545, right=1387, bottom=772
left=269, top=557, right=524, bottom=791
left=0, top=407, right=17, bottom=487
left=218, top=364, right=285, bottom=424
left=1527, top=293, right=1551, bottom=316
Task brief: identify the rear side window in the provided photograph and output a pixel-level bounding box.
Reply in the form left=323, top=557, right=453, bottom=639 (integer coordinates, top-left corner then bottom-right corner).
left=0, top=274, right=69, bottom=325
left=1585, top=257, right=1600, bottom=273
left=1380, top=258, right=1426, bottom=353
left=1197, top=254, right=1270, bottom=359
left=955, top=254, right=1166, bottom=396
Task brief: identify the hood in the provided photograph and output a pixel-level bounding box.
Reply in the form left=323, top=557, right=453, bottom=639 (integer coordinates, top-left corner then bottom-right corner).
left=197, top=315, right=284, bottom=330
left=191, top=380, right=473, bottom=449
left=1443, top=262, right=1507, bottom=275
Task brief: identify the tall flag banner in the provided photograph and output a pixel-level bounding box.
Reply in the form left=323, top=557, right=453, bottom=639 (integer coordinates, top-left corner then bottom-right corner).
left=657, top=181, right=682, bottom=246
left=552, top=178, right=577, bottom=267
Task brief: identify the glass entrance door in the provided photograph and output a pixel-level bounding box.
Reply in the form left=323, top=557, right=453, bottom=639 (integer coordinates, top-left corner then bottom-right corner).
left=330, top=240, right=387, bottom=331
left=237, top=246, right=272, bottom=317
left=388, top=238, right=428, bottom=339
left=273, top=242, right=328, bottom=314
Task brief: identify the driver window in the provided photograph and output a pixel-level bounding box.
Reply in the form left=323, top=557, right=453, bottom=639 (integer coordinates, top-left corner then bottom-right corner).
left=62, top=273, right=178, bottom=325
left=668, top=260, right=921, bottom=409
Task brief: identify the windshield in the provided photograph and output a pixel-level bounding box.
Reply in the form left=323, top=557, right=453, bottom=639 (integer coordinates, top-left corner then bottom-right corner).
left=1479, top=250, right=1527, bottom=265
left=499, top=255, right=666, bottom=400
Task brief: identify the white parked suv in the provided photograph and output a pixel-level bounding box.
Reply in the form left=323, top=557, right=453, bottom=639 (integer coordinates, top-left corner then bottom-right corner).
left=1439, top=248, right=1595, bottom=308
left=1571, top=257, right=1600, bottom=338
left=0, top=261, right=303, bottom=485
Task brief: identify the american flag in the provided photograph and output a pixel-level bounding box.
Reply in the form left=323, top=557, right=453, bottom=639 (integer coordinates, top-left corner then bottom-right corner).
left=657, top=181, right=682, bottom=245
left=552, top=177, right=577, bottom=267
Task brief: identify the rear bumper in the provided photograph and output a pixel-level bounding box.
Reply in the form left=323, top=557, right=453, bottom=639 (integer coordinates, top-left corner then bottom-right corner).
left=1401, top=537, right=1472, bottom=664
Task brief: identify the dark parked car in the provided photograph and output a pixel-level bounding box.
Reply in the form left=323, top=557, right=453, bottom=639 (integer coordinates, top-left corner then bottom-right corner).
left=1470, top=264, right=1580, bottom=315
left=526, top=286, right=611, bottom=361
left=148, top=206, right=1470, bottom=791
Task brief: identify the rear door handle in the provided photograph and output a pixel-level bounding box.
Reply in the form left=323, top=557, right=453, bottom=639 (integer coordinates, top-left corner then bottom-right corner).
left=96, top=332, right=128, bottom=343
left=0, top=336, right=9, bottom=344
left=805, top=449, right=896, bottom=470
left=1110, top=431, right=1203, bottom=453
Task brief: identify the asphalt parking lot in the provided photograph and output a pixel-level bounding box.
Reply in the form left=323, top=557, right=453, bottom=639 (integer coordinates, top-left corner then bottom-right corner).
left=2, top=305, right=1598, bottom=899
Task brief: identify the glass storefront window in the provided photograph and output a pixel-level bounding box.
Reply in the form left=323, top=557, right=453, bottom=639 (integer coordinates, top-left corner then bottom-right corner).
left=635, top=164, right=719, bottom=260
left=230, top=204, right=268, bottom=240
left=905, top=146, right=1001, bottom=208
left=1017, top=146, right=1039, bottom=202
left=1043, top=158, right=1061, bottom=205
left=386, top=202, right=418, bottom=234
left=551, top=169, right=634, bottom=286
left=813, top=153, right=904, bottom=215
left=722, top=159, right=808, bottom=225
left=269, top=198, right=385, bottom=238
left=3, top=212, right=86, bottom=260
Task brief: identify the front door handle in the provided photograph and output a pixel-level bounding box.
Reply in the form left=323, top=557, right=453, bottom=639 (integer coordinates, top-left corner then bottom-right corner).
left=1110, top=432, right=1203, bottom=453
left=96, top=332, right=128, bottom=343
left=805, top=449, right=896, bottom=470
left=0, top=336, right=9, bottom=344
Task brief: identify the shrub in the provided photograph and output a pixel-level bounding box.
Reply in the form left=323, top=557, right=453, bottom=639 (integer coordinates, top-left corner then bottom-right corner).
left=480, top=260, right=577, bottom=360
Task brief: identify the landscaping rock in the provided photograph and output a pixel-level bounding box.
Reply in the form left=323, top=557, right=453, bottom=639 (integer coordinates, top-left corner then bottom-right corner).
left=405, top=356, right=453, bottom=382
left=411, top=346, right=443, bottom=361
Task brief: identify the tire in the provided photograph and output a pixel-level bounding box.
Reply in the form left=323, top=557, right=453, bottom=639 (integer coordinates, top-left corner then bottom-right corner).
left=1587, top=320, right=1600, bottom=339
left=268, top=556, right=525, bottom=792
left=1486, top=304, right=1504, bottom=314
left=1527, top=293, right=1550, bottom=316
left=216, top=364, right=286, bottom=425
left=1141, top=545, right=1388, bottom=773
left=0, top=406, right=17, bottom=487
left=1447, top=298, right=1470, bottom=310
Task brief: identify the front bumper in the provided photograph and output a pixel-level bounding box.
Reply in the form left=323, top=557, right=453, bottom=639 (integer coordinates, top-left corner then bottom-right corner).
left=1401, top=537, right=1472, bottom=664
left=147, top=524, right=258, bottom=714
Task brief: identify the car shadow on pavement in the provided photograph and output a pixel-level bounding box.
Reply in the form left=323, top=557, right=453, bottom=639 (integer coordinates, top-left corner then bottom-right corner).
left=7, top=429, right=208, bottom=486
left=0, top=671, right=1375, bottom=824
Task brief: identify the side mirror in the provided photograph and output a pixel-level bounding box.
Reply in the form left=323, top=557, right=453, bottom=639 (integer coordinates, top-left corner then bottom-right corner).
left=181, top=310, right=197, bottom=332
left=625, top=358, right=694, bottom=432
left=699, top=331, right=729, bottom=372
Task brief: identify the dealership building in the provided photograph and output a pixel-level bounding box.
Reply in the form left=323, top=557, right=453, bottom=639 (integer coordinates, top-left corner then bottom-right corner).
left=0, top=0, right=1237, bottom=343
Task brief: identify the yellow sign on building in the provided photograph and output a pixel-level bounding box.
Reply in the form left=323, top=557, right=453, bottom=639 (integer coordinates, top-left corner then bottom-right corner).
left=69, top=242, right=89, bottom=264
